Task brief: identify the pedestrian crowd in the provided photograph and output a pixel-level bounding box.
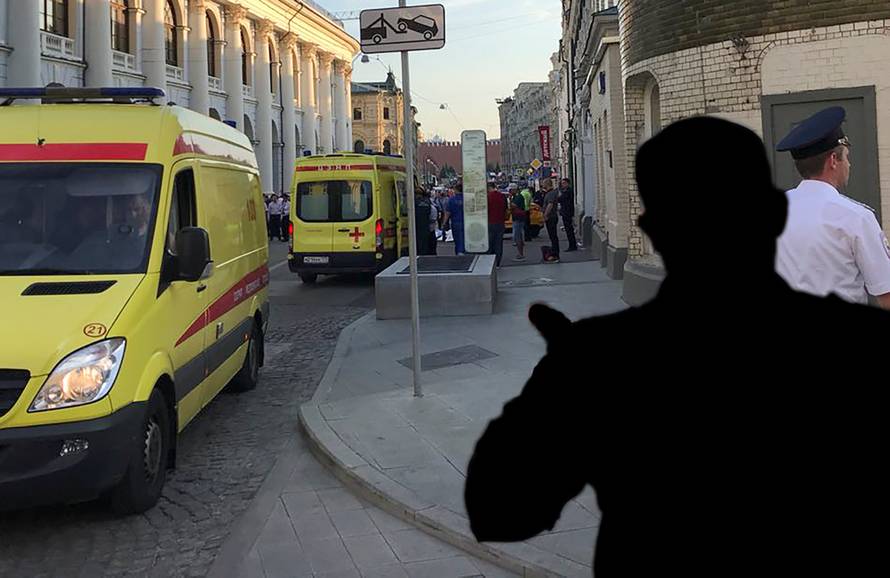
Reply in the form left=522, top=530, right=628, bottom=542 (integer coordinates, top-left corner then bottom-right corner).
left=263, top=193, right=290, bottom=242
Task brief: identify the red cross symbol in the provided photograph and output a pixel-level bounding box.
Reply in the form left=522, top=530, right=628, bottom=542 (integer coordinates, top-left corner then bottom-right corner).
left=350, top=227, right=365, bottom=244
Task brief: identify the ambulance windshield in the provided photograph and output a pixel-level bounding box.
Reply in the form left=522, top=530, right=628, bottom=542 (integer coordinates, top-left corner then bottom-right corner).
left=0, top=163, right=162, bottom=275
left=296, top=180, right=373, bottom=223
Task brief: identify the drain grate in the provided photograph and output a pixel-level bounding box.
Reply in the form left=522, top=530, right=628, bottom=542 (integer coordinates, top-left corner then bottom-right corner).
left=398, top=344, right=498, bottom=371
left=397, top=255, right=476, bottom=275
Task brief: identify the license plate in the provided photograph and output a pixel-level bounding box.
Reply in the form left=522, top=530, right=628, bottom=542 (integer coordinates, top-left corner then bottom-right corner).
left=303, top=256, right=329, bottom=264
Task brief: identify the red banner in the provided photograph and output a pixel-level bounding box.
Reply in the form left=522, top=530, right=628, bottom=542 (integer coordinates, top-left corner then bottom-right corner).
left=538, top=126, right=551, bottom=162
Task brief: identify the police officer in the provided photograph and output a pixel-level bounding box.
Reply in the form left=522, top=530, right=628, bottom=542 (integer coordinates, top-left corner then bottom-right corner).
left=775, top=106, right=890, bottom=309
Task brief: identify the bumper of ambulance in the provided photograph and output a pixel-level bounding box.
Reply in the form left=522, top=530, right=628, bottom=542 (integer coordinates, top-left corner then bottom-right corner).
left=289, top=251, right=396, bottom=274
left=0, top=402, right=145, bottom=511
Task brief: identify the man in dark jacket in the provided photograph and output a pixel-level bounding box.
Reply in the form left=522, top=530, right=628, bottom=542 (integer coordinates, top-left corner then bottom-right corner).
left=558, top=178, right=578, bottom=252
left=465, top=117, right=890, bottom=577
left=414, top=187, right=431, bottom=256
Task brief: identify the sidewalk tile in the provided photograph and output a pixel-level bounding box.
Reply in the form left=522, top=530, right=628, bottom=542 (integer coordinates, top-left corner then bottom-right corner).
left=360, top=563, right=411, bottom=578
left=284, top=461, right=341, bottom=493
left=303, top=537, right=355, bottom=575
left=255, top=500, right=301, bottom=546
left=289, top=508, right=339, bottom=544
left=466, top=557, right=518, bottom=577
left=342, top=534, right=400, bottom=569
left=281, top=490, right=324, bottom=518
left=384, top=528, right=462, bottom=564
left=317, top=570, right=361, bottom=578
left=319, top=487, right=366, bottom=514
left=330, top=509, right=379, bottom=538
left=256, top=541, right=312, bottom=578
left=403, top=556, right=484, bottom=578
left=367, top=508, right=413, bottom=534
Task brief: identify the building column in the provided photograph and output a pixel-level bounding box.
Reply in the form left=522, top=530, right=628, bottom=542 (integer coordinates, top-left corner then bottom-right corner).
left=333, top=60, right=349, bottom=152
left=0, top=0, right=8, bottom=47
left=344, top=65, right=353, bottom=150
left=317, top=51, right=334, bottom=154
left=129, top=1, right=145, bottom=71
left=223, top=4, right=246, bottom=129
left=254, top=20, right=274, bottom=194
left=84, top=0, right=113, bottom=86
left=299, top=41, right=318, bottom=154
left=187, top=0, right=209, bottom=114
left=141, top=0, right=167, bottom=93
left=280, top=33, right=298, bottom=191
left=7, top=0, right=41, bottom=87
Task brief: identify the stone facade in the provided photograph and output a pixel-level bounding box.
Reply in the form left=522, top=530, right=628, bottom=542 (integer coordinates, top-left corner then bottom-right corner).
left=351, top=73, right=405, bottom=155
left=0, top=0, right=359, bottom=195
left=498, top=82, right=558, bottom=175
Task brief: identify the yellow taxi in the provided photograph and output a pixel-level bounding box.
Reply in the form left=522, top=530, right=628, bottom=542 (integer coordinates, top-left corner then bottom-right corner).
left=505, top=189, right=545, bottom=238
left=289, top=153, right=409, bottom=283
left=0, top=87, right=269, bottom=514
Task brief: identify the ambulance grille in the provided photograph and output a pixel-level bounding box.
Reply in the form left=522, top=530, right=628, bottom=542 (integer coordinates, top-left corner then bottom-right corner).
left=22, top=281, right=116, bottom=296
left=0, top=370, right=30, bottom=417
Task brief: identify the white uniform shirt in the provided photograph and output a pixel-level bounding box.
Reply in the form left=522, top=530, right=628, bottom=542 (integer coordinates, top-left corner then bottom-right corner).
left=282, top=200, right=291, bottom=217
left=776, top=179, right=890, bottom=304
left=269, top=200, right=283, bottom=216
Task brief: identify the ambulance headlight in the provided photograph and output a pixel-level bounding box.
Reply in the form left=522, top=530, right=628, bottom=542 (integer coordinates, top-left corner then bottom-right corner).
left=30, top=339, right=126, bottom=412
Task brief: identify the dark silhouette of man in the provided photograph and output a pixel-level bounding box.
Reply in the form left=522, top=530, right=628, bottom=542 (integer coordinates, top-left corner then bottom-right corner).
left=464, top=116, right=889, bottom=576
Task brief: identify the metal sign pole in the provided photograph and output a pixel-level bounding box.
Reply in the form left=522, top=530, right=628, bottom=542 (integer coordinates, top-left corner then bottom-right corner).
left=400, top=0, right=422, bottom=398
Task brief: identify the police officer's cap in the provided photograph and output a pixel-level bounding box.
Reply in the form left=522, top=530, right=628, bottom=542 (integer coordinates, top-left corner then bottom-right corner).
left=776, top=107, right=850, bottom=160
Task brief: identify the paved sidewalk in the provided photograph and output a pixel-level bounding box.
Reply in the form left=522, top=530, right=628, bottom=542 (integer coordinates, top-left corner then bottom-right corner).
left=301, top=258, right=627, bottom=576
left=209, top=431, right=515, bottom=578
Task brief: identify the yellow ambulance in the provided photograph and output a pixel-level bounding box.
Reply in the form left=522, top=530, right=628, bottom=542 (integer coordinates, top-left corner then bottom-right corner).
left=289, top=153, right=408, bottom=283
left=0, top=87, right=269, bottom=514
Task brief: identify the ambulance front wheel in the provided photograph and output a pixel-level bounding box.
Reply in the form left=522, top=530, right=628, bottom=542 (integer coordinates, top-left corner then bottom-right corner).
left=109, top=389, right=171, bottom=515
left=299, top=273, right=318, bottom=284
left=230, top=321, right=262, bottom=392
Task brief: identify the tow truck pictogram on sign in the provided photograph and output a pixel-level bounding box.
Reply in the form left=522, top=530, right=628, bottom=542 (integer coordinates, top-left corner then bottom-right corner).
left=360, top=5, right=445, bottom=54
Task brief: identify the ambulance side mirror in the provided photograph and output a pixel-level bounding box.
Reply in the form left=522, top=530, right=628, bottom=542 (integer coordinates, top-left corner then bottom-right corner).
left=175, top=227, right=212, bottom=283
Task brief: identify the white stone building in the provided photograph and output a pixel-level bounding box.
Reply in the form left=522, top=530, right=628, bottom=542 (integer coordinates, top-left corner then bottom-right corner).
left=497, top=82, right=558, bottom=176
left=0, top=0, right=360, bottom=195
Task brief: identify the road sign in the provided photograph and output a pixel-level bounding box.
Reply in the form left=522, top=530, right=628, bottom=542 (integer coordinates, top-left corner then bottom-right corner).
left=360, top=4, right=446, bottom=54
left=530, top=158, right=542, bottom=170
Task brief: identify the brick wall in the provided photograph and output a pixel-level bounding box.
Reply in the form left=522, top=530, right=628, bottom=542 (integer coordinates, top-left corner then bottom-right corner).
left=618, top=3, right=890, bottom=259
left=590, top=43, right=631, bottom=249
left=621, top=0, right=890, bottom=68
left=762, top=32, right=890, bottom=224
left=418, top=141, right=503, bottom=174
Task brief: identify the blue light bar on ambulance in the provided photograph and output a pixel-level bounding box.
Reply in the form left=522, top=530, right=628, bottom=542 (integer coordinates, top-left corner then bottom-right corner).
left=0, top=87, right=166, bottom=102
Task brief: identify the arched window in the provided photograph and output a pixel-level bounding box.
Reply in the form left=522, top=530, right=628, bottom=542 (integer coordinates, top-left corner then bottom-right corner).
left=206, top=11, right=217, bottom=77
left=270, top=44, right=277, bottom=94
left=241, top=28, right=251, bottom=86
left=111, top=0, right=129, bottom=53
left=645, top=81, right=661, bottom=138
left=383, top=140, right=392, bottom=155
left=40, top=0, right=69, bottom=37
left=354, top=140, right=365, bottom=154
left=164, top=1, right=178, bottom=66
left=209, top=108, right=221, bottom=121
